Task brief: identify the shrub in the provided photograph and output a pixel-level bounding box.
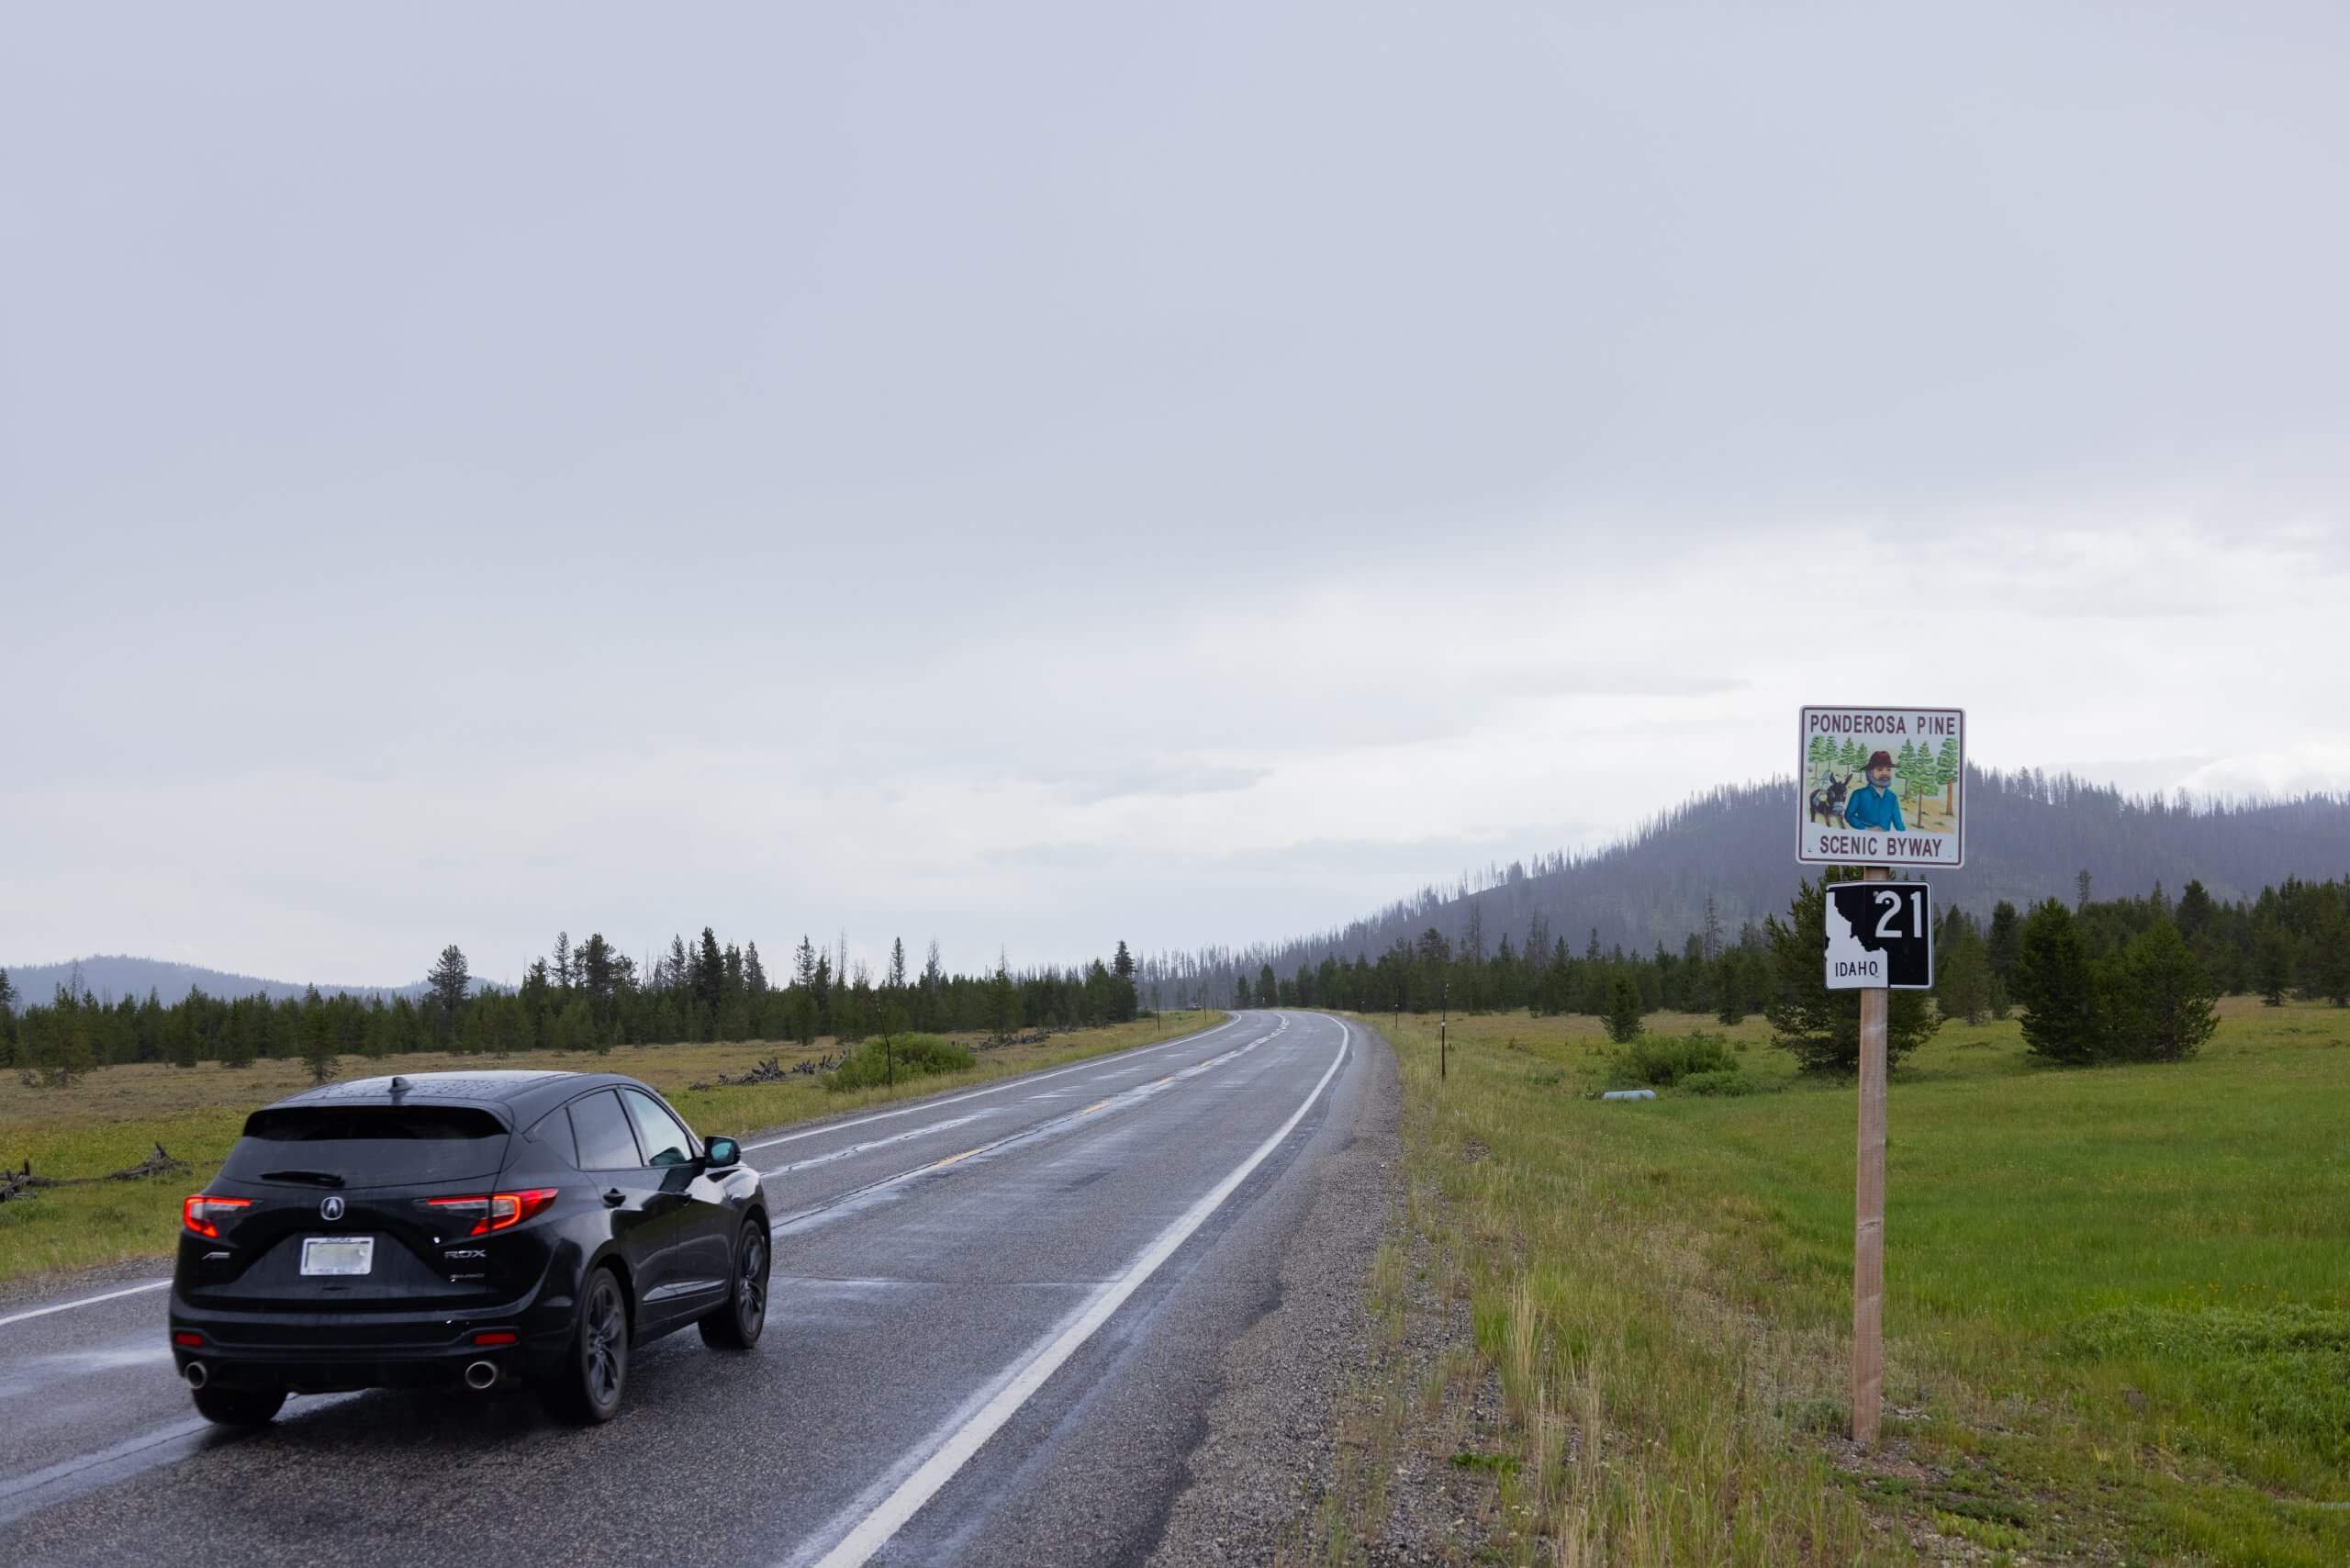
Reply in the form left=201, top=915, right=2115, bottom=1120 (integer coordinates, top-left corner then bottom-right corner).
left=1677, top=1069, right=1755, bottom=1097
left=1614, top=1033, right=1737, bottom=1087
left=824, top=1034, right=976, bottom=1092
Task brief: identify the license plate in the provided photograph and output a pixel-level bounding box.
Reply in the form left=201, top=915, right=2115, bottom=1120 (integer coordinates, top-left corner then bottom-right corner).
left=301, top=1236, right=375, bottom=1276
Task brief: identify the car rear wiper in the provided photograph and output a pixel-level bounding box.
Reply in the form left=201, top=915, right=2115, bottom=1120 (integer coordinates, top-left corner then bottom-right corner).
left=260, top=1170, right=346, bottom=1187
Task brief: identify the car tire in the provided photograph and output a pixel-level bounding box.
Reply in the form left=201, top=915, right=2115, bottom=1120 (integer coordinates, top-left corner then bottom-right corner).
left=191, top=1384, right=286, bottom=1427
left=540, top=1264, right=629, bottom=1425
left=699, top=1219, right=769, bottom=1351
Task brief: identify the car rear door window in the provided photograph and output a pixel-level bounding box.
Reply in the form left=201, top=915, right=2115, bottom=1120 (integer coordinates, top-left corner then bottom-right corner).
left=528, top=1107, right=580, bottom=1168
left=620, top=1089, right=696, bottom=1167
left=568, top=1091, right=643, bottom=1171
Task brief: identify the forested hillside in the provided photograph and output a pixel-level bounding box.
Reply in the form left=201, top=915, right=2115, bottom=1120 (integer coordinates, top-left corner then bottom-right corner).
left=0, top=956, right=431, bottom=1007
left=1200, top=767, right=2350, bottom=996
left=0, top=932, right=1151, bottom=1077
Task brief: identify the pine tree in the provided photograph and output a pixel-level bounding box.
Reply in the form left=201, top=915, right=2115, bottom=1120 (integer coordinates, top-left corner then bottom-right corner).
left=1933, top=917, right=1995, bottom=1025
left=986, top=954, right=1020, bottom=1042
left=2253, top=922, right=2294, bottom=1005
left=2312, top=912, right=2350, bottom=1011
left=170, top=1002, right=199, bottom=1069
left=1712, top=954, right=1746, bottom=1025
left=303, top=998, right=339, bottom=1084
left=1986, top=901, right=2020, bottom=986
left=696, top=927, right=724, bottom=1015
left=2109, top=917, right=2218, bottom=1061
left=553, top=931, right=573, bottom=991
left=2175, top=879, right=2216, bottom=943
left=1603, top=973, right=1644, bottom=1044
left=2012, top=901, right=2098, bottom=1064
left=426, top=945, right=470, bottom=1044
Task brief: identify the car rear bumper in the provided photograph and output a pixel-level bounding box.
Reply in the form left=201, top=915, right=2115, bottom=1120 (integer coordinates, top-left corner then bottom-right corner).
left=168, top=1294, right=575, bottom=1392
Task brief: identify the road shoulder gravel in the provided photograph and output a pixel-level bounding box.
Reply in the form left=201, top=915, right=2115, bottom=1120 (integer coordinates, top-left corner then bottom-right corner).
left=1143, top=1022, right=1405, bottom=1567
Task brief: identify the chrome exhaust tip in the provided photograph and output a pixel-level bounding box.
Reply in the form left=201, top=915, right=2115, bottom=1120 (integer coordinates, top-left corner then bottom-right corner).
left=184, top=1361, right=208, bottom=1390
left=463, top=1360, right=499, bottom=1391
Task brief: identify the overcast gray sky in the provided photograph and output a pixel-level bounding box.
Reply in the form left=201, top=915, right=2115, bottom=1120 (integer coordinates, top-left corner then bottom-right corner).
left=6, top=3, right=2345, bottom=986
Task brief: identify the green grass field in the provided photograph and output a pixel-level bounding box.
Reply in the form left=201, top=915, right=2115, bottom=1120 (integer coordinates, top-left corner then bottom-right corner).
left=1315, top=999, right=2350, bottom=1567
left=0, top=1013, right=1225, bottom=1289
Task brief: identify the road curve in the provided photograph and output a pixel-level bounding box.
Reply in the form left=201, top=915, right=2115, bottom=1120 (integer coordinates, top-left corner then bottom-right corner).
left=0, top=1011, right=1377, bottom=1568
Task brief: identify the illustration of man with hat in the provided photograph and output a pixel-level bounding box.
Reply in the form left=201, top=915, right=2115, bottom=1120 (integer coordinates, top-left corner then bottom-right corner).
left=1842, top=750, right=1907, bottom=833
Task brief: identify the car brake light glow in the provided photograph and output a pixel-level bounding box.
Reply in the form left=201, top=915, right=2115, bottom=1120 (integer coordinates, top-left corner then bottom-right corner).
left=422, top=1188, right=559, bottom=1236
left=183, top=1194, right=252, bottom=1238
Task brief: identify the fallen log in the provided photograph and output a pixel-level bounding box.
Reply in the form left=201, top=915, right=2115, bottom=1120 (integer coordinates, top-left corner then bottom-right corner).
left=1, top=1144, right=192, bottom=1198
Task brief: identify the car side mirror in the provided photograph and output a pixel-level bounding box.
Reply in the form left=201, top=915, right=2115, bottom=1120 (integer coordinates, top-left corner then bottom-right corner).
left=703, top=1137, right=741, bottom=1171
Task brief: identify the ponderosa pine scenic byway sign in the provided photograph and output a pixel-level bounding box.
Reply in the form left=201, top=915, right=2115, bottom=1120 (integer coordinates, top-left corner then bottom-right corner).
left=1799, top=705, right=1966, bottom=868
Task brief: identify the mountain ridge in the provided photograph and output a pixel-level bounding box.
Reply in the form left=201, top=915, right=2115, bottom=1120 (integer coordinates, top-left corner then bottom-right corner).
left=1207, top=766, right=2350, bottom=981
left=0, top=955, right=436, bottom=1008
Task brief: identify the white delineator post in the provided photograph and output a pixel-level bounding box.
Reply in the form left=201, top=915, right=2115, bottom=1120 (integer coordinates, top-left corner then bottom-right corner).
left=1853, top=863, right=1889, bottom=1446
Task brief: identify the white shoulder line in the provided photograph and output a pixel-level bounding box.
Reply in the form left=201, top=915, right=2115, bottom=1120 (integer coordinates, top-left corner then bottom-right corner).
left=0, top=1280, right=171, bottom=1332
left=784, top=1014, right=1350, bottom=1568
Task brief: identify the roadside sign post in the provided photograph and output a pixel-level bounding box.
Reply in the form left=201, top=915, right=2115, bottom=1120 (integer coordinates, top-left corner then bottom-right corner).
left=1439, top=980, right=1449, bottom=1080
left=1853, top=867, right=1889, bottom=1446
left=1798, top=706, right=1964, bottom=1449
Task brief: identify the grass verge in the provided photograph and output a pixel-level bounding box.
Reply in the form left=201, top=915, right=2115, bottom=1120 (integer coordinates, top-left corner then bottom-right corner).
left=0, top=1011, right=1227, bottom=1290
left=1306, top=1000, right=2350, bottom=1566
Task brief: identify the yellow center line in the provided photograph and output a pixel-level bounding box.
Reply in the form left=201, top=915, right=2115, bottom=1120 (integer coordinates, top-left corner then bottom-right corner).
left=1077, top=1098, right=1112, bottom=1114
left=928, top=1148, right=982, bottom=1170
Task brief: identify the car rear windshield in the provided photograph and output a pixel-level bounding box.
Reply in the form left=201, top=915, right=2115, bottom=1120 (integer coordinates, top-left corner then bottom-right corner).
left=225, top=1105, right=510, bottom=1187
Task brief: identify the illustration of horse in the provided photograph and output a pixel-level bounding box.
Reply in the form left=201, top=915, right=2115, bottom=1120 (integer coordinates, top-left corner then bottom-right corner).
left=1808, top=770, right=1853, bottom=826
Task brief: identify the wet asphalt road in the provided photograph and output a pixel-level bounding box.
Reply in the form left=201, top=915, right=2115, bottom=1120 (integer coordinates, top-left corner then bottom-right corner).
left=0, top=1011, right=1371, bottom=1568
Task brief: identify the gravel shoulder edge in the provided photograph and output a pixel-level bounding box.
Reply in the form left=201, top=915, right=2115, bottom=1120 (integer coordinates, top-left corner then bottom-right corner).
left=1141, top=1019, right=1404, bottom=1567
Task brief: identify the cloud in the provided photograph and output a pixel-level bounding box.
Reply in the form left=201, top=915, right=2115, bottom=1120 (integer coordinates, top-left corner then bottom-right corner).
left=3, top=4, right=2346, bottom=981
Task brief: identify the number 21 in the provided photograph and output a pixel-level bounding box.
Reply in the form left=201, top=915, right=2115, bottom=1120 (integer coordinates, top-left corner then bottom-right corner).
left=1874, top=890, right=1923, bottom=939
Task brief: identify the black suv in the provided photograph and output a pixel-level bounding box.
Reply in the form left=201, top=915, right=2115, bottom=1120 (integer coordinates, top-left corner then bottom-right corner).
left=169, top=1070, right=769, bottom=1426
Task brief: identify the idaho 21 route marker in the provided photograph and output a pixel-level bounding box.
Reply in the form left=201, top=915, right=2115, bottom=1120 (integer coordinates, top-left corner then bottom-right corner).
left=1799, top=705, right=1965, bottom=868
left=1800, top=702, right=1964, bottom=1451
left=1824, top=881, right=1934, bottom=991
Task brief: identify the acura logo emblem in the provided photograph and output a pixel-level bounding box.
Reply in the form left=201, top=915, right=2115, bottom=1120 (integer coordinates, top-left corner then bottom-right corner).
left=320, top=1195, right=346, bottom=1222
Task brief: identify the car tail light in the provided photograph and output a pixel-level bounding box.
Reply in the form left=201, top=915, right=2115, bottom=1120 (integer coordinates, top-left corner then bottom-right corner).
left=472, top=1330, right=519, bottom=1347
left=173, top=1330, right=206, bottom=1348
left=183, top=1195, right=252, bottom=1238
left=422, top=1188, right=558, bottom=1236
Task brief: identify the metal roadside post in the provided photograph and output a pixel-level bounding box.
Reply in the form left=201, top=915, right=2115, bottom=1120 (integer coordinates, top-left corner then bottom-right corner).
left=1799, top=705, right=1964, bottom=1450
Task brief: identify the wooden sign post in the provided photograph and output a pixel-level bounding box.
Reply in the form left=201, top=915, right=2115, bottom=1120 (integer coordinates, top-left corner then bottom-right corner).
left=1852, top=865, right=1888, bottom=1445
left=1798, top=706, right=1965, bottom=1449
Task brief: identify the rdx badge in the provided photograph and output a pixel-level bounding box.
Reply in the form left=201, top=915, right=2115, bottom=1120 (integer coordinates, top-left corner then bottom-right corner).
left=442, top=1248, right=487, bottom=1260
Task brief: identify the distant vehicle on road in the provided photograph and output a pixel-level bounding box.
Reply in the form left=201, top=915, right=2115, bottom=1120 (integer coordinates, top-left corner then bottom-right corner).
left=169, top=1070, right=768, bottom=1427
